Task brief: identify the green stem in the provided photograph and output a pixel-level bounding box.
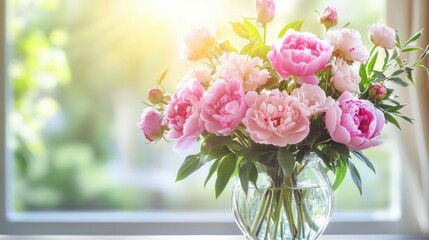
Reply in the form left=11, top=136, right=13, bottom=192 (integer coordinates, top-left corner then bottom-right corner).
left=283, top=182, right=297, bottom=238
left=263, top=23, right=267, bottom=45
left=263, top=191, right=275, bottom=240
left=272, top=189, right=285, bottom=239
left=250, top=190, right=270, bottom=235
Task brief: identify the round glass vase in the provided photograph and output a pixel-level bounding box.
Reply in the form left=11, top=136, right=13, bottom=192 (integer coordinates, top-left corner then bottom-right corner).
left=232, top=153, right=334, bottom=240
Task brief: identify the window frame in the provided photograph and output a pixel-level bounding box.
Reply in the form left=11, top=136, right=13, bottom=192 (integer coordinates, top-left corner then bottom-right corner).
left=0, top=0, right=418, bottom=235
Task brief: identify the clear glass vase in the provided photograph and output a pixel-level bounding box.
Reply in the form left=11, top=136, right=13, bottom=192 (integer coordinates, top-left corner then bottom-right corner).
left=232, top=153, right=334, bottom=240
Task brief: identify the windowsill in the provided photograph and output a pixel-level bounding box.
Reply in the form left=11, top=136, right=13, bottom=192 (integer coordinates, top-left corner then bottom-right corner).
left=0, top=235, right=428, bottom=240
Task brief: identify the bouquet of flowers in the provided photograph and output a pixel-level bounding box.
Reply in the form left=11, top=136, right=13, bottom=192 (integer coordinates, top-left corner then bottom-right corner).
left=138, top=1, right=428, bottom=239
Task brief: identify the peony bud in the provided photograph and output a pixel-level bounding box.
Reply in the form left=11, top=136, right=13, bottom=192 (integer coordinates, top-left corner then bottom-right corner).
left=256, top=0, right=275, bottom=24
left=319, top=7, right=338, bottom=29
left=369, top=83, right=387, bottom=102
left=137, top=108, right=166, bottom=142
left=147, top=88, right=164, bottom=104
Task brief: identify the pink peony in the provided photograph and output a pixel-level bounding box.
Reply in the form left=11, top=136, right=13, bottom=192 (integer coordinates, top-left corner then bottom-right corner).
left=180, top=26, right=216, bottom=61
left=243, top=90, right=310, bottom=147
left=326, top=28, right=369, bottom=63
left=165, top=79, right=205, bottom=151
left=368, top=23, right=396, bottom=50
left=216, top=52, right=270, bottom=92
left=200, top=78, right=247, bottom=134
left=268, top=29, right=332, bottom=85
left=256, top=0, right=275, bottom=24
left=319, top=7, right=338, bottom=29
left=330, top=58, right=361, bottom=93
left=292, top=84, right=335, bottom=116
left=138, top=108, right=166, bottom=142
left=182, top=68, right=212, bottom=87
left=325, top=91, right=384, bottom=150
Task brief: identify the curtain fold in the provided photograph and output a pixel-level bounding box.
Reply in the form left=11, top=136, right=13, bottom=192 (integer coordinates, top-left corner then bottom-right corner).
left=387, top=0, right=429, bottom=234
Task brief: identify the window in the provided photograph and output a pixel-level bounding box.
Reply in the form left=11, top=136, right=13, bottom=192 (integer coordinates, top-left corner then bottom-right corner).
left=0, top=0, right=410, bottom=235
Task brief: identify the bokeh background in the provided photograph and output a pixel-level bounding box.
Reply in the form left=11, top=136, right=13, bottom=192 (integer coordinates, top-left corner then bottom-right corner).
left=8, top=0, right=397, bottom=217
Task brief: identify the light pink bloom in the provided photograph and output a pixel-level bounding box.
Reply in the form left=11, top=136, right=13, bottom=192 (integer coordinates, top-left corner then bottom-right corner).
left=182, top=68, right=212, bottom=86
left=320, top=7, right=338, bottom=28
left=292, top=84, right=335, bottom=116
left=268, top=29, right=332, bottom=85
left=330, top=58, right=360, bottom=93
left=200, top=78, right=247, bottom=134
left=325, top=91, right=384, bottom=151
left=165, top=79, right=205, bottom=151
left=180, top=26, right=216, bottom=61
left=368, top=23, right=396, bottom=50
left=216, top=52, right=270, bottom=91
left=256, top=0, right=275, bottom=24
left=326, top=28, right=369, bottom=63
left=138, top=108, right=165, bottom=142
left=243, top=90, right=310, bottom=147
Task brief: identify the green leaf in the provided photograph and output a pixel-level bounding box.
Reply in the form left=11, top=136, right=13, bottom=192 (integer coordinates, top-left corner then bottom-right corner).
left=395, top=32, right=401, bottom=49
left=404, top=30, right=422, bottom=47
left=332, top=159, right=347, bottom=191
left=249, top=44, right=271, bottom=61
left=157, top=69, right=169, bottom=86
left=238, top=160, right=255, bottom=195
left=176, top=154, right=203, bottom=182
left=419, top=44, right=429, bottom=60
left=402, top=46, right=423, bottom=52
left=277, top=148, right=295, bottom=179
left=366, top=51, right=379, bottom=74
left=225, top=141, right=244, bottom=153
left=240, top=42, right=256, bottom=55
left=278, top=20, right=304, bottom=38
left=215, top=154, right=238, bottom=198
left=248, top=163, right=258, bottom=188
left=204, top=158, right=221, bottom=187
left=347, top=160, right=362, bottom=195
left=243, top=19, right=261, bottom=41
left=231, top=22, right=250, bottom=39
left=388, top=77, right=409, bottom=87
left=391, top=69, right=405, bottom=77
left=219, top=40, right=237, bottom=53
left=359, top=63, right=368, bottom=85
left=405, top=66, right=414, bottom=84
left=352, top=151, right=376, bottom=174
left=384, top=112, right=401, bottom=129
left=314, top=148, right=334, bottom=171
left=399, top=115, right=414, bottom=124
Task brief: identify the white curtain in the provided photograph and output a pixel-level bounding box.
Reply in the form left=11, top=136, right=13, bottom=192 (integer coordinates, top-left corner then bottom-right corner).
left=387, top=0, right=429, bottom=234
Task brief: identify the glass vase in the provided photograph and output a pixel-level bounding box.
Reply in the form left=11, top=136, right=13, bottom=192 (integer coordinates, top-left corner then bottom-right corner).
left=232, top=153, right=334, bottom=240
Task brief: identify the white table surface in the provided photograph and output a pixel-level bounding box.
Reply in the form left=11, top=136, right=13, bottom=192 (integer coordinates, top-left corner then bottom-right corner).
left=0, top=236, right=428, bottom=240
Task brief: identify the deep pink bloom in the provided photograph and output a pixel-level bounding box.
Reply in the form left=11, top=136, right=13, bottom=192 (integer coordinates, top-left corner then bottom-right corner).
left=325, top=91, right=384, bottom=150
left=319, top=7, right=338, bottom=28
left=243, top=90, right=310, bottom=147
left=165, top=79, right=205, bottom=151
left=268, top=29, right=332, bottom=85
left=256, top=0, right=275, bottom=24
left=138, top=108, right=165, bottom=142
left=200, top=78, right=247, bottom=134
